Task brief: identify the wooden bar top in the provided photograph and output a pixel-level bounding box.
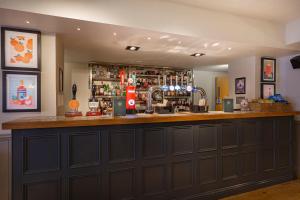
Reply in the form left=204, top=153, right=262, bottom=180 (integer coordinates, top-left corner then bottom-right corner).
left=2, top=111, right=300, bottom=130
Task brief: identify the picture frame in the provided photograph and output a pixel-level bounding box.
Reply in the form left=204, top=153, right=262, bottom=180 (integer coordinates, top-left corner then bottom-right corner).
left=59, top=68, right=64, bottom=93
left=235, top=77, right=246, bottom=94
left=261, top=57, right=276, bottom=82
left=236, top=96, right=245, bottom=104
left=261, top=83, right=276, bottom=99
left=2, top=71, right=41, bottom=112
left=1, top=27, right=41, bottom=71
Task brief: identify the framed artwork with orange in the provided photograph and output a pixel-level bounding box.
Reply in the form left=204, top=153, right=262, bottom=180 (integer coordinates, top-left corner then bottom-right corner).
left=261, top=57, right=276, bottom=82
left=1, top=27, right=41, bottom=71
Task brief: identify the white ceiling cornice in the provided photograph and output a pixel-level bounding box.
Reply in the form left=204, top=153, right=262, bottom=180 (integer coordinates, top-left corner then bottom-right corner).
left=0, top=0, right=288, bottom=48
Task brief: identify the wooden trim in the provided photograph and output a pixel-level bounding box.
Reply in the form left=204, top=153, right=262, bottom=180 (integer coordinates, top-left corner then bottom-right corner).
left=0, top=134, right=12, bottom=141
left=2, top=111, right=300, bottom=130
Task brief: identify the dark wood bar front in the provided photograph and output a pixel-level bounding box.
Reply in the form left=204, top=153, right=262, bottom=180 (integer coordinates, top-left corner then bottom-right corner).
left=4, top=112, right=298, bottom=200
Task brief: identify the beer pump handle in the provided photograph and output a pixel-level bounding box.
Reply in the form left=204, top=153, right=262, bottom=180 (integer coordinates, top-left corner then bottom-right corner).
left=72, top=84, right=77, bottom=100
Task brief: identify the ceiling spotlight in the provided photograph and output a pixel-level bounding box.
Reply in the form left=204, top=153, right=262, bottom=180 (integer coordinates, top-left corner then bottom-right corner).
left=113, top=32, right=117, bottom=36
left=147, top=37, right=151, bottom=40
left=204, top=43, right=208, bottom=48
left=191, top=53, right=205, bottom=57
left=25, top=20, right=30, bottom=24
left=76, top=27, right=81, bottom=31
left=212, top=42, right=220, bottom=47
left=126, top=46, right=140, bottom=51
left=227, top=47, right=232, bottom=50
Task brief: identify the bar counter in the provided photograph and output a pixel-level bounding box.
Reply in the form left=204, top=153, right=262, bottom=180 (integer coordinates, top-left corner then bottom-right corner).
left=2, top=111, right=299, bottom=130
left=4, top=111, right=300, bottom=200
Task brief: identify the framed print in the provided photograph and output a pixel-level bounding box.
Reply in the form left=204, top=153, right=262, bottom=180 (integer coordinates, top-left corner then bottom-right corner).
left=1, top=27, right=41, bottom=71
left=235, top=77, right=246, bottom=94
left=261, top=83, right=276, bottom=99
left=236, top=96, right=245, bottom=104
left=59, top=68, right=64, bottom=93
left=2, top=71, right=41, bottom=112
left=261, top=57, right=276, bottom=82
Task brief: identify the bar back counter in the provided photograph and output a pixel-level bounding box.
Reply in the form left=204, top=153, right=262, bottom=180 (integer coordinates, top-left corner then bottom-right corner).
left=2, top=111, right=299, bottom=200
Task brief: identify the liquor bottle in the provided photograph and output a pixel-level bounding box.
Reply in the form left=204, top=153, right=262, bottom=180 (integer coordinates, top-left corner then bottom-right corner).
left=17, top=80, right=27, bottom=105
left=86, top=85, right=101, bottom=116
left=99, top=82, right=104, bottom=96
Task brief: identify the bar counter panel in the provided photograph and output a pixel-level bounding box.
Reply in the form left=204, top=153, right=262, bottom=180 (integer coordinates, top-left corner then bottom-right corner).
left=11, top=116, right=295, bottom=200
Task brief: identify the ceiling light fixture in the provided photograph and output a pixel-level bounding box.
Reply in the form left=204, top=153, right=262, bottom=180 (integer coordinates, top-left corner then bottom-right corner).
left=147, top=37, right=151, bottom=40
left=178, top=41, right=182, bottom=44
left=212, top=42, right=220, bottom=47
left=160, top=35, right=170, bottom=39
left=25, top=20, right=30, bottom=24
left=113, top=32, right=117, bottom=36
left=204, top=43, right=208, bottom=48
left=227, top=47, right=232, bottom=50
left=76, top=27, right=81, bottom=31
left=126, top=46, right=140, bottom=51
left=191, top=53, right=205, bottom=57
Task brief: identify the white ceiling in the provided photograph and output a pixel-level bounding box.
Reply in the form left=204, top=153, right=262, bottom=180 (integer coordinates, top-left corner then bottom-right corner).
left=165, top=0, right=300, bottom=23
left=0, top=8, right=299, bottom=69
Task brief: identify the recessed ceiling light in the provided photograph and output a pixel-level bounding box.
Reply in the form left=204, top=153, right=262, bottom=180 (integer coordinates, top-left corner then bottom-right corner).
left=191, top=53, right=205, bottom=57
left=113, top=32, right=117, bottom=36
left=76, top=27, right=81, bottom=31
left=212, top=42, right=220, bottom=47
left=126, top=46, right=140, bottom=51
left=204, top=43, right=208, bottom=48
left=160, top=35, right=170, bottom=39
left=147, top=37, right=151, bottom=40
left=25, top=20, right=30, bottom=24
left=227, top=47, right=232, bottom=50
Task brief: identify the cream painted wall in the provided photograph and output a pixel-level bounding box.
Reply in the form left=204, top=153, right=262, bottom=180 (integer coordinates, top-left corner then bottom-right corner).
left=0, top=0, right=286, bottom=48
left=278, top=54, right=300, bottom=113
left=64, top=62, right=90, bottom=114
left=0, top=33, right=58, bottom=135
left=56, top=35, right=64, bottom=115
left=0, top=31, right=60, bottom=200
left=228, top=56, right=259, bottom=109
left=193, top=69, right=228, bottom=110
left=286, top=18, right=300, bottom=45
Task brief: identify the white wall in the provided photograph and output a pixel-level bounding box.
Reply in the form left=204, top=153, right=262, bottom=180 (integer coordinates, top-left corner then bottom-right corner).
left=278, top=54, right=300, bottom=114
left=0, top=31, right=59, bottom=200
left=286, top=18, right=300, bottom=45
left=0, top=33, right=58, bottom=134
left=64, top=62, right=90, bottom=114
left=193, top=69, right=228, bottom=110
left=56, top=35, right=64, bottom=115
left=228, top=56, right=259, bottom=108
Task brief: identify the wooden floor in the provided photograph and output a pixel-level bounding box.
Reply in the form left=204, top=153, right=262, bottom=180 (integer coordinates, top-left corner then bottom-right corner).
left=221, top=180, right=300, bottom=200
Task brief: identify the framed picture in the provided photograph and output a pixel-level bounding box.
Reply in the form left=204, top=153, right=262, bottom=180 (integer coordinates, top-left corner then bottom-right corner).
left=261, top=57, right=276, bottom=82
left=2, top=71, right=41, bottom=112
left=261, top=83, right=276, bottom=99
left=1, top=27, right=41, bottom=71
left=59, top=68, right=64, bottom=93
left=236, top=96, right=245, bottom=104
left=235, top=77, right=246, bottom=94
